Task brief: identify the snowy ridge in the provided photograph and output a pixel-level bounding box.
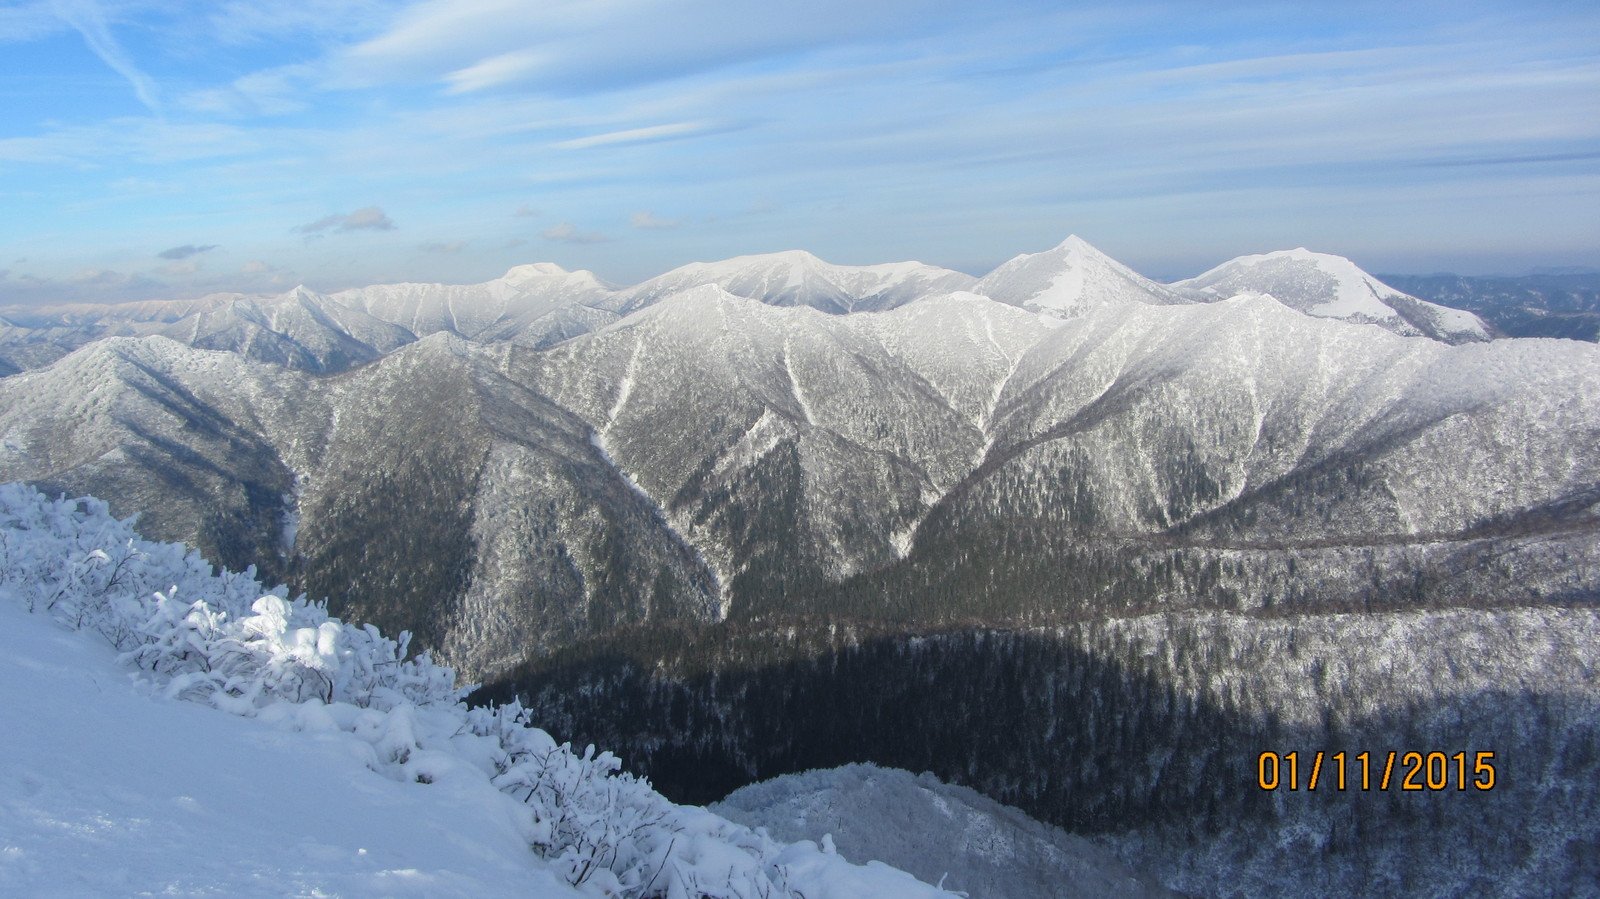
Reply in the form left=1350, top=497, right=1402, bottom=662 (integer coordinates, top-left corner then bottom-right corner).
left=609, top=250, right=978, bottom=315
left=1174, top=248, right=1491, bottom=343
left=0, top=484, right=949, bottom=899
left=331, top=263, right=615, bottom=343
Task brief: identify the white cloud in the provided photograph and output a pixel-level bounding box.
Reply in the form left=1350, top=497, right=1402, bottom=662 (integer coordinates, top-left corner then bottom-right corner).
left=540, top=222, right=609, bottom=244
left=630, top=211, right=679, bottom=230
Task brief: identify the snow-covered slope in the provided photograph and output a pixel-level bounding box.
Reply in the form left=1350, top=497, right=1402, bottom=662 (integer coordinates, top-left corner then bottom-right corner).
left=609, top=250, right=977, bottom=315
left=973, top=235, right=1191, bottom=320
left=520, top=285, right=1026, bottom=596
left=0, top=484, right=953, bottom=899
left=714, top=764, right=1174, bottom=898
left=0, top=598, right=585, bottom=898
left=1174, top=249, right=1491, bottom=343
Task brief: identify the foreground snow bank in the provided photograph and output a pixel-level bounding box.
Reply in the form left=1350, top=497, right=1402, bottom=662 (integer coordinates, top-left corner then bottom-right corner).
left=0, top=484, right=949, bottom=899
left=0, top=597, right=584, bottom=897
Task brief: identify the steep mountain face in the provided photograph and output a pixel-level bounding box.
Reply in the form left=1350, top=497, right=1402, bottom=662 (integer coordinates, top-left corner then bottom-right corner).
left=1381, top=272, right=1600, bottom=342
left=608, top=251, right=978, bottom=315
left=516, top=287, right=1038, bottom=606
left=0, top=334, right=721, bottom=678
left=0, top=337, right=321, bottom=581
left=973, top=235, right=1191, bottom=319
left=1174, top=249, right=1491, bottom=343
left=294, top=335, right=720, bottom=675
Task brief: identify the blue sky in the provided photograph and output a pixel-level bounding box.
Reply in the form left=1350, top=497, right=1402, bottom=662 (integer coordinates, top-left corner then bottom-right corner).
left=1, top=0, right=1597, bottom=303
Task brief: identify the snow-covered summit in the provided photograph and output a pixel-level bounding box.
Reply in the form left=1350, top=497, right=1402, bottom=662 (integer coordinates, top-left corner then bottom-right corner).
left=611, top=250, right=977, bottom=315
left=973, top=235, right=1191, bottom=319
left=1174, top=249, right=1491, bottom=344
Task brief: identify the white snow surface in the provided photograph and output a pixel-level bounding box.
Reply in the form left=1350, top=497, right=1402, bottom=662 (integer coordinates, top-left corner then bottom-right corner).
left=0, top=597, right=581, bottom=898
left=0, top=484, right=951, bottom=899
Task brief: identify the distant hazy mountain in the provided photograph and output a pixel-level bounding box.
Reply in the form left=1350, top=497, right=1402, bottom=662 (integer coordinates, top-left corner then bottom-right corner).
left=1380, top=272, right=1600, bottom=342
left=0, top=265, right=620, bottom=376
left=1173, top=248, right=1491, bottom=343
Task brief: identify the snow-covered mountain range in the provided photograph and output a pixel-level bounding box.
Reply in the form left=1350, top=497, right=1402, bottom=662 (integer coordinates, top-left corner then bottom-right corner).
left=0, top=237, right=1492, bottom=380
left=1, top=236, right=1591, bottom=896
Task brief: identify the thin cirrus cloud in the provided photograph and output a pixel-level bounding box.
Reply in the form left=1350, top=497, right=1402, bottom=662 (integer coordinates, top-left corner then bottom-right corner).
left=49, top=0, right=161, bottom=112
left=552, top=121, right=717, bottom=151
left=295, top=207, right=396, bottom=234
left=334, top=0, right=968, bottom=94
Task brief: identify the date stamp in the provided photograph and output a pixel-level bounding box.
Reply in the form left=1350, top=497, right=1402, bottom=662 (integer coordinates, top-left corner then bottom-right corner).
left=1256, top=751, right=1496, bottom=792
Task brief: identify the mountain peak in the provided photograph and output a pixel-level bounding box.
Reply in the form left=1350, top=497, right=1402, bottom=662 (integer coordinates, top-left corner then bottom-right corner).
left=1176, top=250, right=1490, bottom=343
left=502, top=262, right=571, bottom=279
left=974, top=236, right=1188, bottom=317
left=1053, top=234, right=1099, bottom=253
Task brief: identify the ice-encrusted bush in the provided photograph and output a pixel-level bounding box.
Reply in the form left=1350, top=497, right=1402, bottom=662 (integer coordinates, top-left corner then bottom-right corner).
left=0, top=484, right=945, bottom=899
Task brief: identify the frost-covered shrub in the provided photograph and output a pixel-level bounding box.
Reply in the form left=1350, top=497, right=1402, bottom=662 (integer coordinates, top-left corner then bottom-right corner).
left=0, top=484, right=946, bottom=899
